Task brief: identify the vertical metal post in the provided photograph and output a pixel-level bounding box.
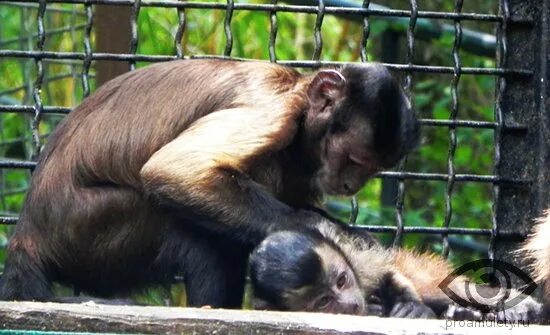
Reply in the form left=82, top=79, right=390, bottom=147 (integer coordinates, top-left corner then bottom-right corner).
left=531, top=0, right=550, bottom=225
left=495, top=0, right=549, bottom=271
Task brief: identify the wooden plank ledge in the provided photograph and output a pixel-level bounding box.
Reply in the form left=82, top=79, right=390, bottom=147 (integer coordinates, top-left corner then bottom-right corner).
left=0, top=301, right=548, bottom=334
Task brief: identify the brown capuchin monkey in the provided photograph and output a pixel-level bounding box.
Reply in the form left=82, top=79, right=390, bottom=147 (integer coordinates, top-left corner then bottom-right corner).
left=250, top=226, right=542, bottom=320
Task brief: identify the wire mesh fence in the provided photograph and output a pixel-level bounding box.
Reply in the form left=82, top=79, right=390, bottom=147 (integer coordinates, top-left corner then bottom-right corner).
left=0, top=0, right=547, bottom=277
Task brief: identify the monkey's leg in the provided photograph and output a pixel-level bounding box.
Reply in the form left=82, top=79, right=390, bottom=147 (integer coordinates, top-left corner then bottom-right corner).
left=184, top=238, right=249, bottom=308
left=0, top=235, right=52, bottom=301
left=159, top=225, right=249, bottom=308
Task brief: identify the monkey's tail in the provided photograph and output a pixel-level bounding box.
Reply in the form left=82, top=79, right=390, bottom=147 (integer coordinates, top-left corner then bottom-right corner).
left=521, top=209, right=550, bottom=320
left=0, top=236, right=52, bottom=301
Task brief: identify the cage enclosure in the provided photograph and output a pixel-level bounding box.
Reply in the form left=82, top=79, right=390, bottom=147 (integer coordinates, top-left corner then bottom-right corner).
left=0, top=0, right=549, bottom=334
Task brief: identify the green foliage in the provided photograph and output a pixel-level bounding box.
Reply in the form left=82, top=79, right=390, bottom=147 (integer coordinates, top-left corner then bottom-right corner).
left=0, top=1, right=501, bottom=303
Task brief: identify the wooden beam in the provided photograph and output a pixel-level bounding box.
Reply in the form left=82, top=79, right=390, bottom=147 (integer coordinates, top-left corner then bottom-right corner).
left=95, top=5, right=132, bottom=86
left=0, top=301, right=546, bottom=335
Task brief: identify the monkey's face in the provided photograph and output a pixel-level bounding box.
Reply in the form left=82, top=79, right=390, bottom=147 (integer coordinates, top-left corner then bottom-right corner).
left=308, top=64, right=418, bottom=196
left=295, top=243, right=365, bottom=315
left=317, top=111, right=380, bottom=196
left=249, top=231, right=365, bottom=315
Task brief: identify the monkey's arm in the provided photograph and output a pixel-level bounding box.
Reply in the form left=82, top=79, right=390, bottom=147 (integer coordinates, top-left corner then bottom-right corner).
left=376, top=271, right=437, bottom=318
left=141, top=107, right=324, bottom=243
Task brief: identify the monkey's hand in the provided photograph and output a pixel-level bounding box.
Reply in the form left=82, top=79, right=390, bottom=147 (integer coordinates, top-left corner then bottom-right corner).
left=389, top=301, right=436, bottom=319
left=365, top=303, right=385, bottom=317
left=298, top=208, right=379, bottom=250
left=443, top=295, right=542, bottom=322
left=443, top=305, right=484, bottom=321
left=364, top=294, right=385, bottom=317
left=297, top=209, right=344, bottom=233
left=487, top=296, right=542, bottom=322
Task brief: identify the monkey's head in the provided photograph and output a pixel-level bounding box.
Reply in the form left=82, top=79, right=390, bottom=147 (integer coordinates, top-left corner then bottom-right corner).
left=304, top=63, right=419, bottom=196
left=249, top=231, right=365, bottom=315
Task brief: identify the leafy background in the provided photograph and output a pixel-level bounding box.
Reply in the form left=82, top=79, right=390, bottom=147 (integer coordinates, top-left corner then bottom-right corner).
left=0, top=1, right=500, bottom=305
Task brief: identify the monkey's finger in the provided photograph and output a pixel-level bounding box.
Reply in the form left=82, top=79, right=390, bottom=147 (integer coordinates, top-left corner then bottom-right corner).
left=365, top=303, right=385, bottom=317
left=390, top=302, right=414, bottom=318
left=490, top=297, right=542, bottom=322
left=367, top=293, right=382, bottom=305
left=390, top=302, right=435, bottom=319
left=444, top=305, right=484, bottom=321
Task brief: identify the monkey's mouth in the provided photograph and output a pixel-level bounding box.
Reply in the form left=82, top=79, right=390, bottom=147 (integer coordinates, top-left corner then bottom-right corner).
left=341, top=183, right=360, bottom=196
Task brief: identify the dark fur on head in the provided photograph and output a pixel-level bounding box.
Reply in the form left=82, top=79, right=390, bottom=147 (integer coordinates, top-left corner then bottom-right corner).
left=301, top=63, right=420, bottom=197
left=339, top=64, right=419, bottom=168
left=249, top=231, right=323, bottom=309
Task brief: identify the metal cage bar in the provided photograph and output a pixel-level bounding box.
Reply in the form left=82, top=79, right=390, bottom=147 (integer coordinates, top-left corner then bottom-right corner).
left=441, top=0, right=463, bottom=258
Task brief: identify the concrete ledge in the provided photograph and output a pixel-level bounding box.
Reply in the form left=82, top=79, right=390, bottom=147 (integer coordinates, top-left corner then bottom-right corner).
left=0, top=301, right=548, bottom=334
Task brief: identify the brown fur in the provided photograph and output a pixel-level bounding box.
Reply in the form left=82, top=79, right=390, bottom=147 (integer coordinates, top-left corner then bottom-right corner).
left=394, top=250, right=457, bottom=301
left=7, top=236, right=39, bottom=262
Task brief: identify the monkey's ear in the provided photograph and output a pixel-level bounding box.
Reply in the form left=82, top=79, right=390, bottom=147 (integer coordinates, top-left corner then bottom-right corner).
left=307, top=70, right=346, bottom=110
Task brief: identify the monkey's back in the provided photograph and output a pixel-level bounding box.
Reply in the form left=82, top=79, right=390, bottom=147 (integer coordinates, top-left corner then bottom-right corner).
left=50, top=60, right=300, bottom=187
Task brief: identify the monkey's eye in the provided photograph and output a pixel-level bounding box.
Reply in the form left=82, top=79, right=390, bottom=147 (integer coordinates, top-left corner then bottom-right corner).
left=315, top=295, right=333, bottom=309
left=347, top=154, right=367, bottom=167
left=336, top=272, right=347, bottom=289
left=438, top=259, right=537, bottom=313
